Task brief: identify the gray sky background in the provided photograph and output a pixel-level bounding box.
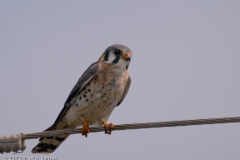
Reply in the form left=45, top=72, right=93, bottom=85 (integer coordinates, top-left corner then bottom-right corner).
left=1, top=1, right=240, bottom=159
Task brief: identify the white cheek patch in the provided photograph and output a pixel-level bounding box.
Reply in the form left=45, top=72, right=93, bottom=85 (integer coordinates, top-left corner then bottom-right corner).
left=103, top=52, right=129, bottom=70
left=106, top=52, right=116, bottom=63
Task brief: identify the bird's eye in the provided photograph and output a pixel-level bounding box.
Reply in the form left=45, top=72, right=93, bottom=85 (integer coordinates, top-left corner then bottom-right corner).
left=114, top=50, right=121, bottom=56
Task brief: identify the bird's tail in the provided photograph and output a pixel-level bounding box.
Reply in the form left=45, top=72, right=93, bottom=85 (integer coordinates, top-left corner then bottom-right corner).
left=31, top=125, right=69, bottom=154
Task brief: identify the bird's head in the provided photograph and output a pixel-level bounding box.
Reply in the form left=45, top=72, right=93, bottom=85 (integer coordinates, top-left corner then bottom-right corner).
left=99, top=44, right=132, bottom=70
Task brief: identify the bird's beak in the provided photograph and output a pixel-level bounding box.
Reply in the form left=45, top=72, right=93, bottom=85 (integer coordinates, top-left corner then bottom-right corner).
left=122, top=52, right=131, bottom=61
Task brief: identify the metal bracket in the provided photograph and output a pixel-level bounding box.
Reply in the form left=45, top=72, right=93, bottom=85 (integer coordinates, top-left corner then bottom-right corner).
left=0, top=134, right=26, bottom=154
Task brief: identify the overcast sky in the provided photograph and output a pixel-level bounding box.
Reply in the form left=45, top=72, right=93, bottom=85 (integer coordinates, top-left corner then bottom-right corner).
left=1, top=1, right=240, bottom=159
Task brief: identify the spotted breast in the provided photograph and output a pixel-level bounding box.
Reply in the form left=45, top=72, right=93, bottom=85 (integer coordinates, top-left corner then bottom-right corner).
left=65, top=63, right=129, bottom=127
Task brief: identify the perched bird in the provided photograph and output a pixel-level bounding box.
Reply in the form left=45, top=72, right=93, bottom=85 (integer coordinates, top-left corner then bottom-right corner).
left=32, top=44, right=132, bottom=154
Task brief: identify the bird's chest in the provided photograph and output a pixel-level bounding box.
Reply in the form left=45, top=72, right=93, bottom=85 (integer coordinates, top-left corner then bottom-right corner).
left=92, top=70, right=128, bottom=100
left=68, top=71, right=128, bottom=125
left=83, top=72, right=126, bottom=110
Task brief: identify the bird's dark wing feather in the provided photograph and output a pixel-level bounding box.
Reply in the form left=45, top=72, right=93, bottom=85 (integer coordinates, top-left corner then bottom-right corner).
left=46, top=62, right=99, bottom=130
left=116, top=75, right=131, bottom=106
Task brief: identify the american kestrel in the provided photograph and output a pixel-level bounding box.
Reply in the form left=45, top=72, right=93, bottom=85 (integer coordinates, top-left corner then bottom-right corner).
left=32, top=44, right=132, bottom=154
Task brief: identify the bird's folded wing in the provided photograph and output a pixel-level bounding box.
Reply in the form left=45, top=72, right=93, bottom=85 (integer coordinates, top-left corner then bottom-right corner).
left=46, top=62, right=99, bottom=131
left=117, top=75, right=131, bottom=106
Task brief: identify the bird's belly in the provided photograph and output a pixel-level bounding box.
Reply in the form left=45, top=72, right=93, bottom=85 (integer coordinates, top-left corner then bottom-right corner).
left=65, top=76, right=124, bottom=127
left=80, top=99, right=117, bottom=125
left=82, top=87, right=122, bottom=124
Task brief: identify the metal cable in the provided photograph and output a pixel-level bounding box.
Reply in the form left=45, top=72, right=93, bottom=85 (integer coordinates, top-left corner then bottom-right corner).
left=22, top=116, right=240, bottom=140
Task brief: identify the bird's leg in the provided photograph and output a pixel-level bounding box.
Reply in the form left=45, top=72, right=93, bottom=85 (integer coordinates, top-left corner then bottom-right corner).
left=79, top=116, right=90, bottom=137
left=103, top=121, right=114, bottom=135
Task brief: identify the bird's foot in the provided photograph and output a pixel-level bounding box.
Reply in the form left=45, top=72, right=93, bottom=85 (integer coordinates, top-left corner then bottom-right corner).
left=82, top=122, right=90, bottom=137
left=103, top=121, right=114, bottom=135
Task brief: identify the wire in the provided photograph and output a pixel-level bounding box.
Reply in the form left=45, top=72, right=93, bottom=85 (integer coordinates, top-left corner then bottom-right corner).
left=22, top=116, right=240, bottom=140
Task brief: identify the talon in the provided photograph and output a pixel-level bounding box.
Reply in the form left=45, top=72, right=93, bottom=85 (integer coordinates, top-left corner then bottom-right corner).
left=82, top=122, right=90, bottom=137
left=103, top=121, right=114, bottom=135
left=108, top=123, right=114, bottom=135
